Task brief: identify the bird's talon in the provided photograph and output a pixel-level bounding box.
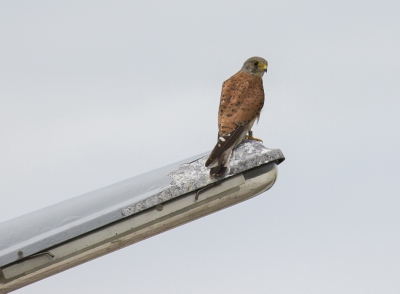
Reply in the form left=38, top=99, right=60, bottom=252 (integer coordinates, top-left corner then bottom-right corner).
left=245, top=136, right=263, bottom=143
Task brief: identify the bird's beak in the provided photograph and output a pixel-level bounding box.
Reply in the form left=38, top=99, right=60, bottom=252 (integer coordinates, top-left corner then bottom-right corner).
left=262, top=63, right=267, bottom=73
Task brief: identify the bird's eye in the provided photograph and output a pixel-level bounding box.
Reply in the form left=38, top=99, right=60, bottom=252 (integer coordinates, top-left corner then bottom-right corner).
left=253, top=61, right=259, bottom=66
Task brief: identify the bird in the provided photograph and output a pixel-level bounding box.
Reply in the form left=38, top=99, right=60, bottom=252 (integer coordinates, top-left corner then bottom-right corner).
left=205, top=56, right=268, bottom=176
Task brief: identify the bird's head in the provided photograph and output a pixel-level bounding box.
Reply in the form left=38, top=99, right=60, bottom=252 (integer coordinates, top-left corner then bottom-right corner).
left=241, top=56, right=268, bottom=77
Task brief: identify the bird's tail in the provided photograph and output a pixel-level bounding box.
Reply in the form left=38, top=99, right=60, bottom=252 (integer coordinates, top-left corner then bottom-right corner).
left=205, top=144, right=233, bottom=176
left=209, top=165, right=228, bottom=177
left=207, top=148, right=232, bottom=176
left=205, top=125, right=248, bottom=177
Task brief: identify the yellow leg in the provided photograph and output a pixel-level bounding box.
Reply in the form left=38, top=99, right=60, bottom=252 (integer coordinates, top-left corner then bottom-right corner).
left=245, top=131, right=263, bottom=142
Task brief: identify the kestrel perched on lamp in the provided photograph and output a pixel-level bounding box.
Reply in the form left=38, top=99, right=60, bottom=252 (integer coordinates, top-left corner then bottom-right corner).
left=205, top=56, right=268, bottom=176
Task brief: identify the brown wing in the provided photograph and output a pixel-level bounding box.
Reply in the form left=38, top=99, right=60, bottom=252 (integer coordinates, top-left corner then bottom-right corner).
left=205, top=71, right=264, bottom=168
left=218, top=71, right=264, bottom=135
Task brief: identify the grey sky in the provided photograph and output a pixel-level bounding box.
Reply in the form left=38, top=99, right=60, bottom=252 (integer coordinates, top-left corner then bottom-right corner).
left=1, top=0, right=399, bottom=293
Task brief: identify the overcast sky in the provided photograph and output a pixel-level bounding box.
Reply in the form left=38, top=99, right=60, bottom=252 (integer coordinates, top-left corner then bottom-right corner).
left=1, top=0, right=399, bottom=293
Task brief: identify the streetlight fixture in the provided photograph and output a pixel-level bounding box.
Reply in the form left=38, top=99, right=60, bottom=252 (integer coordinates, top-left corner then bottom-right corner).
left=0, top=140, right=284, bottom=293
